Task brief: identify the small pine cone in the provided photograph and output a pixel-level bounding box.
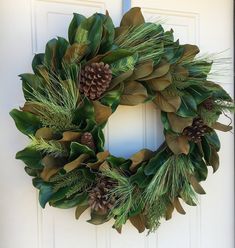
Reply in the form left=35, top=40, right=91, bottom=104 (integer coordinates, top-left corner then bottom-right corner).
left=80, top=62, right=112, bottom=100
left=88, top=177, right=117, bottom=215
left=80, top=132, right=95, bottom=150
left=202, top=98, right=214, bottom=111
left=183, top=117, right=208, bottom=143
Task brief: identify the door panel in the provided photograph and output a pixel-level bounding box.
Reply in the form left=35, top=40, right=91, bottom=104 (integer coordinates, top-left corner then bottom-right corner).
left=0, top=0, right=233, bottom=248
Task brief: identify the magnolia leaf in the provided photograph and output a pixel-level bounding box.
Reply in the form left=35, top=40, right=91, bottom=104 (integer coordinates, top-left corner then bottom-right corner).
left=179, top=44, right=200, bottom=63
left=16, top=147, right=43, bottom=169
left=167, top=113, right=193, bottom=133
left=93, top=101, right=112, bottom=124
left=147, top=72, right=172, bottom=91
left=120, top=81, right=148, bottom=106
left=75, top=205, right=89, bottom=220
left=102, top=49, right=134, bottom=64
left=154, top=93, right=181, bottom=112
left=64, top=154, right=90, bottom=172
left=40, top=156, right=61, bottom=181
left=10, top=109, right=41, bottom=136
left=35, top=127, right=54, bottom=140
left=209, top=148, right=219, bottom=173
left=173, top=197, right=186, bottom=215
left=140, top=61, right=170, bottom=80
left=51, top=192, right=88, bottom=209
left=120, top=7, right=145, bottom=27
left=211, top=122, right=233, bottom=132
left=165, top=133, right=190, bottom=155
left=87, top=151, right=110, bottom=169
left=131, top=60, right=154, bottom=80
left=20, top=102, right=42, bottom=115
left=109, top=70, right=133, bottom=90
left=165, top=202, right=174, bottom=220
left=188, top=175, right=206, bottom=194
left=129, top=214, right=145, bottom=233
left=63, top=43, right=87, bottom=64
left=173, top=65, right=189, bottom=80
left=59, top=131, right=81, bottom=143
left=68, top=13, right=86, bottom=44
left=69, top=142, right=95, bottom=160
left=87, top=210, right=109, bottom=225
left=130, top=149, right=154, bottom=171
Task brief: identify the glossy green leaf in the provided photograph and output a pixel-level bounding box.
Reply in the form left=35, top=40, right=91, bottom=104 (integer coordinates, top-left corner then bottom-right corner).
left=176, top=93, right=197, bottom=117
left=16, top=147, right=43, bottom=169
left=32, top=53, right=44, bottom=74
left=69, top=142, right=95, bottom=160
left=10, top=109, right=41, bottom=135
left=144, top=143, right=171, bottom=175
left=68, top=13, right=86, bottom=44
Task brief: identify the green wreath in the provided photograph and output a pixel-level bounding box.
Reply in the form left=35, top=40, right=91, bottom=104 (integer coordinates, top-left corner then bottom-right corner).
left=10, top=7, right=234, bottom=233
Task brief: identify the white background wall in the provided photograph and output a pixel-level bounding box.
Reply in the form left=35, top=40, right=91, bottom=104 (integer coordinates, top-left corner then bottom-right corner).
left=0, top=0, right=234, bottom=248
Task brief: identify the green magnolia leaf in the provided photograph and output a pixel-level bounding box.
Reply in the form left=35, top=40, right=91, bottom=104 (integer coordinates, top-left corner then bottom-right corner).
left=161, top=112, right=171, bottom=131
left=51, top=192, right=88, bottom=209
left=16, top=147, right=43, bottom=169
left=63, top=43, right=88, bottom=64
left=32, top=53, right=44, bottom=74
left=69, top=142, right=95, bottom=160
left=44, top=39, right=58, bottom=71
left=33, top=178, right=54, bottom=208
left=176, top=93, right=197, bottom=117
left=186, top=85, right=211, bottom=105
left=130, top=166, right=151, bottom=188
left=19, top=73, right=43, bottom=101
left=102, top=49, right=134, bottom=64
left=68, top=13, right=86, bottom=44
left=110, top=53, right=138, bottom=77
left=75, top=205, right=89, bottom=220
left=101, top=84, right=124, bottom=112
left=187, top=61, right=212, bottom=78
left=99, top=14, right=115, bottom=53
left=144, top=143, right=170, bottom=175
left=90, top=126, right=105, bottom=152
left=204, top=130, right=220, bottom=151
left=201, top=136, right=211, bottom=163
left=76, top=13, right=104, bottom=57
left=204, top=81, right=232, bottom=102
left=87, top=210, right=109, bottom=225
left=24, top=166, right=40, bottom=177
left=73, top=98, right=95, bottom=126
left=10, top=109, right=41, bottom=135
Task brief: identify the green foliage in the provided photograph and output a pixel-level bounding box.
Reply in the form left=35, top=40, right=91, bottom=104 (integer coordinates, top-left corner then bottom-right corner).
left=10, top=109, right=42, bottom=136
left=144, top=155, right=196, bottom=205
left=28, top=135, right=68, bottom=158
left=102, top=168, right=142, bottom=229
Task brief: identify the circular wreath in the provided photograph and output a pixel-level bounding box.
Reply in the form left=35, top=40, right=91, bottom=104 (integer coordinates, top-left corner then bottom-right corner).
left=10, top=7, right=234, bottom=233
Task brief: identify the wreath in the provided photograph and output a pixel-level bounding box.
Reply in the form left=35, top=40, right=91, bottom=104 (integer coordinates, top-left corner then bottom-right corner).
left=10, top=7, right=234, bottom=233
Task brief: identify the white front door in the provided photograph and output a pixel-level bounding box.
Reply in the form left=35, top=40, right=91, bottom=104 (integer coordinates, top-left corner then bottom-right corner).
left=0, top=0, right=233, bottom=248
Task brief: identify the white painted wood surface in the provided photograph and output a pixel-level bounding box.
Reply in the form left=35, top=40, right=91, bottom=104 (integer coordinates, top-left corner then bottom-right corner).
left=0, top=0, right=233, bottom=247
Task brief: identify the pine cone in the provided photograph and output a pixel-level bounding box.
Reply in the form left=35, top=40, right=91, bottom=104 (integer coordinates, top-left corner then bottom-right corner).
left=183, top=117, right=208, bottom=143
left=80, top=132, right=95, bottom=150
left=88, top=177, right=117, bottom=215
left=80, top=62, right=112, bottom=100
left=202, top=98, right=214, bottom=111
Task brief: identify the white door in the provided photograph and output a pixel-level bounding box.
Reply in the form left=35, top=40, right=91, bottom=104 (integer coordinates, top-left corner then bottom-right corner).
left=0, top=0, right=233, bottom=248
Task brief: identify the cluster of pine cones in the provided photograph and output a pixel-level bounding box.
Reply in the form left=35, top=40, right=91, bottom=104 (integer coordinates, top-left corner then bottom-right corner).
left=183, top=117, right=209, bottom=143
left=88, top=176, right=117, bottom=215
left=79, top=62, right=112, bottom=100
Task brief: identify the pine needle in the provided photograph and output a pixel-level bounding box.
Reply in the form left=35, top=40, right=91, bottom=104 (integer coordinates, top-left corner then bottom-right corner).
left=28, top=135, right=68, bottom=158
